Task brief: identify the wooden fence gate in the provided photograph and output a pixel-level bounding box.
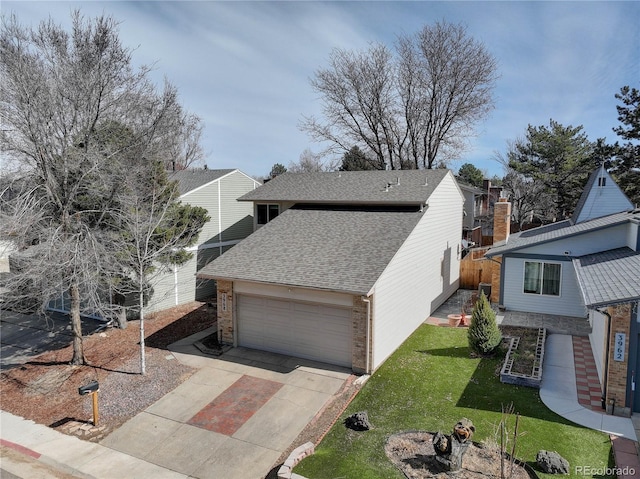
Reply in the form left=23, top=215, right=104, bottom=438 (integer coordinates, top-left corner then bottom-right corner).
left=460, top=247, right=494, bottom=290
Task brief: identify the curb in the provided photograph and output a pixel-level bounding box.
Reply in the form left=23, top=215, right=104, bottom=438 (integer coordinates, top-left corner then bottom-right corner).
left=0, top=438, right=96, bottom=479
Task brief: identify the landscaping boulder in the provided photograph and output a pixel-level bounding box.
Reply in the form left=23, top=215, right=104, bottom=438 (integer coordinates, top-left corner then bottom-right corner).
left=345, top=411, right=372, bottom=431
left=536, top=450, right=569, bottom=474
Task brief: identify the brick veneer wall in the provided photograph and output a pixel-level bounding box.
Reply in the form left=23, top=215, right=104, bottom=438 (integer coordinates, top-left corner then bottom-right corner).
left=352, top=296, right=369, bottom=374
left=490, top=198, right=511, bottom=304
left=217, top=280, right=234, bottom=344
left=606, top=303, right=632, bottom=415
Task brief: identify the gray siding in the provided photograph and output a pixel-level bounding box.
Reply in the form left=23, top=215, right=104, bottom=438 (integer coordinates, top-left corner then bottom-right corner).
left=462, top=189, right=476, bottom=230
left=519, top=224, right=628, bottom=257
left=627, top=221, right=639, bottom=251
left=219, top=173, right=257, bottom=241
left=195, top=247, right=222, bottom=300
left=147, top=264, right=181, bottom=313
left=501, top=256, right=586, bottom=317
left=573, top=171, right=633, bottom=223
left=147, top=171, right=258, bottom=313
left=184, top=181, right=221, bottom=244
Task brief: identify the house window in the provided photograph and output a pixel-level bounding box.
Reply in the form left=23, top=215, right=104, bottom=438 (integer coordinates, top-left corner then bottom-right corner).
left=523, top=261, right=561, bottom=296
left=257, top=204, right=279, bottom=225
left=598, top=177, right=606, bottom=186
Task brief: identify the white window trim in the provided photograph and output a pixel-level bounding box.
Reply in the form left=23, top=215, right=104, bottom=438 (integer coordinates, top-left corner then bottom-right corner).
left=522, top=260, right=562, bottom=297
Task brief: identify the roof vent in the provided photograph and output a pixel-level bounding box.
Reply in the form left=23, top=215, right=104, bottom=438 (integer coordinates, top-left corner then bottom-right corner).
left=423, top=177, right=428, bottom=186
left=396, top=177, right=400, bottom=186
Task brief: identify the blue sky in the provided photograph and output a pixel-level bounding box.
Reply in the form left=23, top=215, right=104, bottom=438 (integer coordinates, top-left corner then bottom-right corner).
left=4, top=1, right=638, bottom=179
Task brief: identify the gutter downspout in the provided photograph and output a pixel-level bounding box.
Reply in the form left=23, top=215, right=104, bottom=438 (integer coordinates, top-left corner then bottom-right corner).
left=362, top=296, right=371, bottom=374
left=597, top=307, right=612, bottom=402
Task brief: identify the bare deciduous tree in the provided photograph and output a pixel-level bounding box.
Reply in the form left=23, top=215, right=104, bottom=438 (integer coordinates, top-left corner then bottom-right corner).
left=110, top=160, right=208, bottom=374
left=301, top=21, right=498, bottom=170
left=0, top=12, right=205, bottom=365
left=287, top=148, right=328, bottom=173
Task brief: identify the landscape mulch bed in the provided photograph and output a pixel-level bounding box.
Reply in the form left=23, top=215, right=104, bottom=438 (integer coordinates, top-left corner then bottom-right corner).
left=0, top=302, right=215, bottom=441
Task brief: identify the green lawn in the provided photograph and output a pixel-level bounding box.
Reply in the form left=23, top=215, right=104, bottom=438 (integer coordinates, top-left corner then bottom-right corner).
left=296, top=325, right=615, bottom=479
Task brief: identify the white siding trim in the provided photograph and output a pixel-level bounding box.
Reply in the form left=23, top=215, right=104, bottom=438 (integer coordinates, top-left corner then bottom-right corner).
left=186, top=239, right=242, bottom=252
left=179, top=169, right=261, bottom=198
left=173, top=264, right=179, bottom=305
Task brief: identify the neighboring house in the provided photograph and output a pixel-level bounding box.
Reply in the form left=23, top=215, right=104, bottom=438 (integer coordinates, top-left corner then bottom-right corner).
left=198, top=170, right=464, bottom=373
left=146, top=169, right=261, bottom=313
left=458, top=183, right=484, bottom=246
left=480, top=178, right=504, bottom=217
left=485, top=166, right=640, bottom=415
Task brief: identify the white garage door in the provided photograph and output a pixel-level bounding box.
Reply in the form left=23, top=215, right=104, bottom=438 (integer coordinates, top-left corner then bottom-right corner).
left=237, top=295, right=352, bottom=367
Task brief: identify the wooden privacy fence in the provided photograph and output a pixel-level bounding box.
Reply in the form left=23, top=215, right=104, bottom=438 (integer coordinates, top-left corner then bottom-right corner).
left=460, top=247, right=493, bottom=289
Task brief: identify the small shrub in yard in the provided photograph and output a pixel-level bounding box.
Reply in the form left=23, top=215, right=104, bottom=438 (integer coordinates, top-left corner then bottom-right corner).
left=468, top=291, right=502, bottom=356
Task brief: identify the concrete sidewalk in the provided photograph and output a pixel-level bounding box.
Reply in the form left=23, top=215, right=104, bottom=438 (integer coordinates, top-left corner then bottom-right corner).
left=1, top=410, right=187, bottom=478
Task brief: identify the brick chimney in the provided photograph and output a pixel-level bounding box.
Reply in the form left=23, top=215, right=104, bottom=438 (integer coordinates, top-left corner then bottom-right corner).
left=493, top=197, right=511, bottom=244
left=490, top=197, right=511, bottom=304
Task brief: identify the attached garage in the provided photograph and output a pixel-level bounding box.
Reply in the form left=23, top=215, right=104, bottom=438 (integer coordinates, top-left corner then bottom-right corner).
left=198, top=170, right=465, bottom=373
left=236, top=294, right=352, bottom=367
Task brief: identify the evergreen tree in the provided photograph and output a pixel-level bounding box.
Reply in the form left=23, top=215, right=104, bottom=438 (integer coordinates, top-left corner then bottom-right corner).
left=508, top=120, right=596, bottom=220
left=457, top=163, right=484, bottom=187
left=468, top=292, right=502, bottom=356
left=610, top=86, right=640, bottom=206
left=339, top=146, right=377, bottom=171
left=269, top=163, right=287, bottom=178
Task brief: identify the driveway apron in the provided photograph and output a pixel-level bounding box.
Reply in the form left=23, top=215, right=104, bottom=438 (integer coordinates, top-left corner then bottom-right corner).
left=100, top=327, right=351, bottom=479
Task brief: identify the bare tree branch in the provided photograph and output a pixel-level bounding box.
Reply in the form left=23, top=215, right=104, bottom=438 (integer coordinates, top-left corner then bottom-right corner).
left=300, top=21, right=498, bottom=170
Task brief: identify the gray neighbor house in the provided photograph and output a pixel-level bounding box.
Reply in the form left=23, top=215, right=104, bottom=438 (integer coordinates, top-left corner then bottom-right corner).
left=6, top=169, right=260, bottom=320
left=486, top=166, right=640, bottom=416
left=146, top=169, right=261, bottom=313
left=198, top=170, right=465, bottom=374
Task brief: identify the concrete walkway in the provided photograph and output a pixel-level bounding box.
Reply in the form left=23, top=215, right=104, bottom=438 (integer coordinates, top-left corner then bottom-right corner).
left=540, top=334, right=637, bottom=440
left=542, top=334, right=640, bottom=479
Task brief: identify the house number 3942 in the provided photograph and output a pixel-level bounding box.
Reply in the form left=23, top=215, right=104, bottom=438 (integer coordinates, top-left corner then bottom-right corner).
left=614, top=333, right=626, bottom=362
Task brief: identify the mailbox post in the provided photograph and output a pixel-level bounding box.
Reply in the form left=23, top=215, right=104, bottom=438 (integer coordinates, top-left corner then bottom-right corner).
left=78, top=380, right=100, bottom=426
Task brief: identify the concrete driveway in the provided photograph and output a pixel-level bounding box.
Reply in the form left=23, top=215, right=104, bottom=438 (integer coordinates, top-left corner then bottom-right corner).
left=100, top=327, right=351, bottom=479
left=0, top=310, right=106, bottom=369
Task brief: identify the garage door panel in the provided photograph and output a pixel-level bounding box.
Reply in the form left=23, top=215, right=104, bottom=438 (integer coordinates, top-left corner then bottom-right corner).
left=237, top=294, right=352, bottom=367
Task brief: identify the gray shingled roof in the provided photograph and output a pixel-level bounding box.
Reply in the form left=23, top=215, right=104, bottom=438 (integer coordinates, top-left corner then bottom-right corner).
left=169, top=169, right=236, bottom=196
left=238, top=169, right=449, bottom=205
left=485, top=210, right=639, bottom=257
left=198, top=208, right=424, bottom=294
left=573, top=248, right=640, bottom=307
